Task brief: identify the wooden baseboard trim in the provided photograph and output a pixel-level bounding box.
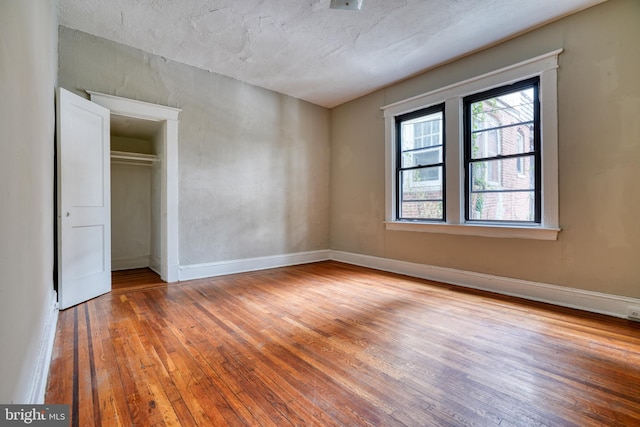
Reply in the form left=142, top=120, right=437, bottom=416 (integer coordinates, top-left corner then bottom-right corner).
left=330, top=250, right=640, bottom=320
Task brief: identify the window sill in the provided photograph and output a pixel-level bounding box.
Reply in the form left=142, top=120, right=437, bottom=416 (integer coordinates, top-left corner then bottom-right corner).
left=384, top=221, right=560, bottom=241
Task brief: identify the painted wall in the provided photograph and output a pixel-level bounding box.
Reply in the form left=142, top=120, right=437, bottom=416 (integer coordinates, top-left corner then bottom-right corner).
left=330, top=0, right=640, bottom=299
left=58, top=27, right=331, bottom=267
left=0, top=0, right=58, bottom=402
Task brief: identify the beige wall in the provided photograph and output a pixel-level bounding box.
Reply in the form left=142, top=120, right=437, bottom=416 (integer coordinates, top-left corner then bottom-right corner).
left=0, top=0, right=58, bottom=402
left=330, top=0, right=640, bottom=298
left=58, top=27, right=331, bottom=266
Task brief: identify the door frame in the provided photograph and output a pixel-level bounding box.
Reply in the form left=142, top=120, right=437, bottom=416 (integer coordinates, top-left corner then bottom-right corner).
left=88, top=91, right=181, bottom=282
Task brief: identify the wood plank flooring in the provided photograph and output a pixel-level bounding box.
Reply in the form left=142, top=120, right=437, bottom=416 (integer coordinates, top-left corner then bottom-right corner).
left=46, top=261, right=640, bottom=426
left=111, top=268, right=164, bottom=293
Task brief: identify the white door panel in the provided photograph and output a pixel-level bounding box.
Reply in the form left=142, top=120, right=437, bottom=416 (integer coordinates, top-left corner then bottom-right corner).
left=57, top=88, right=111, bottom=309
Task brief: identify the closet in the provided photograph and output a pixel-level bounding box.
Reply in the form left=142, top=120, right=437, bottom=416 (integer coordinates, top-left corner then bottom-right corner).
left=110, top=114, right=162, bottom=273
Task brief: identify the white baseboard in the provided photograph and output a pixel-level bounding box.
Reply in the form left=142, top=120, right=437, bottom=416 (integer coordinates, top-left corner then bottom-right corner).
left=179, top=250, right=331, bottom=281
left=149, top=256, right=161, bottom=275
left=330, top=250, right=640, bottom=320
left=112, top=255, right=150, bottom=271
left=25, top=290, right=59, bottom=404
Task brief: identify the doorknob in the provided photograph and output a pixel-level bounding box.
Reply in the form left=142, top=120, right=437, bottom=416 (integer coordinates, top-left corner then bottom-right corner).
left=66, top=212, right=70, bottom=217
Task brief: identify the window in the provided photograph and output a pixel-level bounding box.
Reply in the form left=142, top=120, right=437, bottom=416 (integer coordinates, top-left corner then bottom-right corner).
left=383, top=50, right=561, bottom=240
left=464, top=78, right=539, bottom=223
left=396, top=105, right=445, bottom=221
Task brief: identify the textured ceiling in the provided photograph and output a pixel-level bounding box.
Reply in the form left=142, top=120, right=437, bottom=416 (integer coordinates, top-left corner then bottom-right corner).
left=58, top=0, right=606, bottom=108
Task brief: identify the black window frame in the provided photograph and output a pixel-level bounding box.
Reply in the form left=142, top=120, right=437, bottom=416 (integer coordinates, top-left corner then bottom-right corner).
left=395, top=103, right=446, bottom=222
left=463, top=77, right=541, bottom=224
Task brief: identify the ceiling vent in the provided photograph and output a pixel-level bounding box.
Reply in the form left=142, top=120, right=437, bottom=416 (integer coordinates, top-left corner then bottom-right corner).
left=330, top=0, right=364, bottom=11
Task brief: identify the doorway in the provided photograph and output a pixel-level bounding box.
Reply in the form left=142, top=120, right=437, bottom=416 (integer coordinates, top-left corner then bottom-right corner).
left=110, top=114, right=161, bottom=277
left=88, top=91, right=181, bottom=283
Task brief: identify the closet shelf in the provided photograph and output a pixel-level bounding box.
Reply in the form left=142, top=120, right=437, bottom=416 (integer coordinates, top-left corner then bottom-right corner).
left=110, top=150, right=158, bottom=166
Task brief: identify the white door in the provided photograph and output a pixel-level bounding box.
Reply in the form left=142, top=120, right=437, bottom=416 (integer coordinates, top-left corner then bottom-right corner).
left=57, top=88, right=111, bottom=309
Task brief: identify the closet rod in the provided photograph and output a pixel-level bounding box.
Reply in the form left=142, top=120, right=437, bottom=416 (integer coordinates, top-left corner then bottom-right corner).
left=111, top=160, right=154, bottom=167
left=110, top=150, right=158, bottom=163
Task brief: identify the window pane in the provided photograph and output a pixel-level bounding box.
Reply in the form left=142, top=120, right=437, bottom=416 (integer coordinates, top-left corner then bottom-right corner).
left=469, top=191, right=536, bottom=222
left=401, top=201, right=443, bottom=220
left=400, top=167, right=443, bottom=220
left=401, top=112, right=443, bottom=151
left=401, top=167, right=443, bottom=193
left=470, top=88, right=534, bottom=132
left=471, top=156, right=535, bottom=191
left=401, top=146, right=443, bottom=168
left=471, top=123, right=533, bottom=159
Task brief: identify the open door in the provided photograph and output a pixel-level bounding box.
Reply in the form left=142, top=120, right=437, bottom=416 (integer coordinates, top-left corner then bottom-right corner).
left=57, top=88, right=111, bottom=309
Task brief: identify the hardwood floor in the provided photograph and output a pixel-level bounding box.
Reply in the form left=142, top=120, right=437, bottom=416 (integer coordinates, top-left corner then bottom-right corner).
left=46, top=261, right=640, bottom=426
left=111, top=268, right=164, bottom=293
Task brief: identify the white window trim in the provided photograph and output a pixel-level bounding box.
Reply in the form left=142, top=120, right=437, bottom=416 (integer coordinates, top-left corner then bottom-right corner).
left=383, top=50, right=562, bottom=241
